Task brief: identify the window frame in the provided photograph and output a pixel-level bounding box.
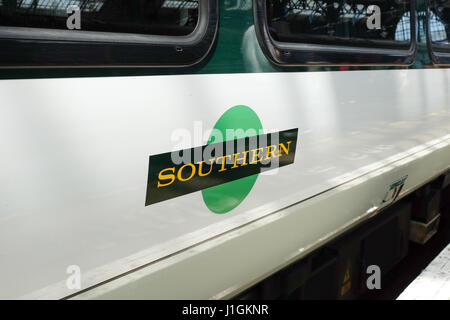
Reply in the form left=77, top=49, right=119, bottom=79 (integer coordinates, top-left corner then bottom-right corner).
left=0, top=0, right=218, bottom=68
left=253, top=0, right=417, bottom=66
left=426, top=0, right=450, bottom=65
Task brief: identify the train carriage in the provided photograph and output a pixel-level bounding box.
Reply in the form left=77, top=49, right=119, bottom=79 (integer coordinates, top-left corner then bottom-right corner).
left=0, top=0, right=449, bottom=299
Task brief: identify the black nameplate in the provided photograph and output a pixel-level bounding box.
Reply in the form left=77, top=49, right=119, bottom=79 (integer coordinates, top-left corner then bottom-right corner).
left=145, top=128, right=298, bottom=206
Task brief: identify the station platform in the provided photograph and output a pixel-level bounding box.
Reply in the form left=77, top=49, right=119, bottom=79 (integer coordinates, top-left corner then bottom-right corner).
left=397, top=243, right=450, bottom=300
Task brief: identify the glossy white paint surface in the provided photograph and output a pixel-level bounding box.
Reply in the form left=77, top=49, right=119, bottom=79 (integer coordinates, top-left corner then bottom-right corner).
left=0, top=69, right=449, bottom=299
left=74, top=136, right=450, bottom=299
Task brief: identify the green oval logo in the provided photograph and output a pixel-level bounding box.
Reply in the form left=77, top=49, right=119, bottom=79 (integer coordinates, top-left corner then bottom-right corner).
left=202, top=105, right=263, bottom=214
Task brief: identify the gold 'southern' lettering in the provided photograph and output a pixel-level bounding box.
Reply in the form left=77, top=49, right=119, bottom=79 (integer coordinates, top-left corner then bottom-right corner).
left=217, top=155, right=232, bottom=172
left=250, top=147, right=264, bottom=164
left=157, top=167, right=176, bottom=188
left=265, top=145, right=279, bottom=160
left=279, top=141, right=292, bottom=156
left=177, top=163, right=196, bottom=182
left=198, top=159, right=215, bottom=177
left=231, top=150, right=249, bottom=169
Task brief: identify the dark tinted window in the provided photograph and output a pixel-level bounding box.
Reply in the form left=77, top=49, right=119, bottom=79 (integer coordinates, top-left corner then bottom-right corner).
left=428, top=0, right=450, bottom=45
left=0, top=0, right=199, bottom=36
left=266, top=0, right=412, bottom=48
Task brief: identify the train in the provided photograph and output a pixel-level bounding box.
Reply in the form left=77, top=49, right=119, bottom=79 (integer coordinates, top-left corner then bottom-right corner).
left=0, top=0, right=449, bottom=299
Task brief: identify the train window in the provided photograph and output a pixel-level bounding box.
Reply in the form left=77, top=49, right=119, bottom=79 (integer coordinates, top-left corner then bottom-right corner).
left=427, top=0, right=450, bottom=64
left=254, top=0, right=417, bottom=65
left=0, top=0, right=218, bottom=67
left=0, top=0, right=198, bottom=36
